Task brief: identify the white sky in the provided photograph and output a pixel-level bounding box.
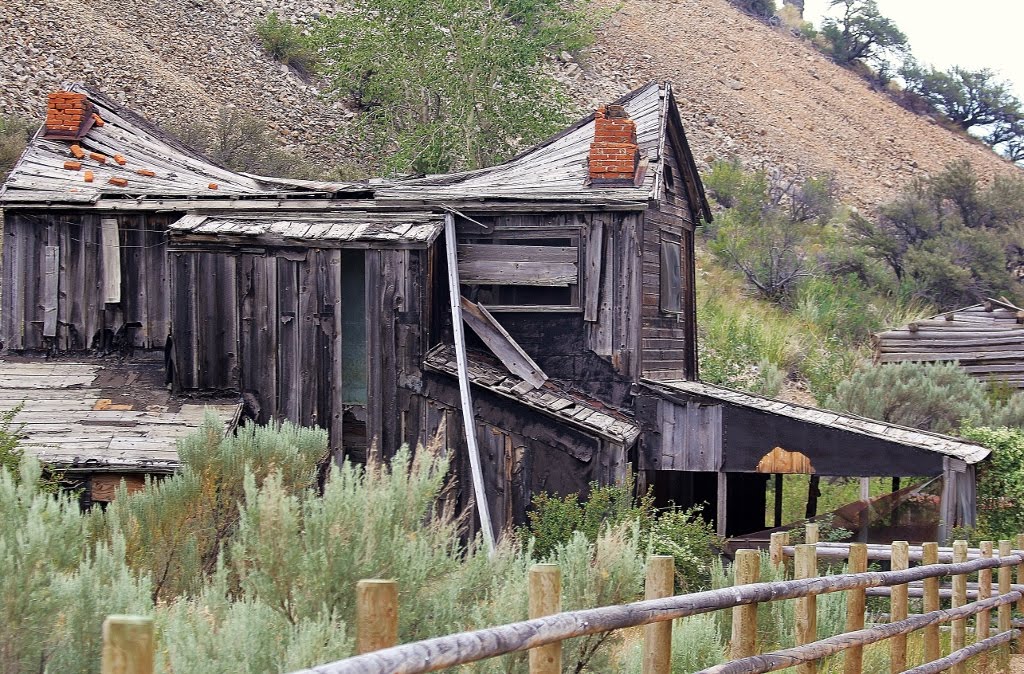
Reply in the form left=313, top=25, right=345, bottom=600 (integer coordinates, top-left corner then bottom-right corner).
left=802, top=0, right=1024, bottom=98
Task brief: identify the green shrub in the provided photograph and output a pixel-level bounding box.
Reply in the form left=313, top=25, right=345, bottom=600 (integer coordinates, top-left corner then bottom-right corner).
left=961, top=426, right=1024, bottom=541
left=825, top=361, right=998, bottom=434
left=0, top=115, right=35, bottom=183
left=255, top=12, right=318, bottom=74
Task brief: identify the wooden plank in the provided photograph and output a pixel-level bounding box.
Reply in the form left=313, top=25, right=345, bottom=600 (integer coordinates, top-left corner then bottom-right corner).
left=444, top=214, right=495, bottom=554
left=458, top=260, right=576, bottom=286
left=100, top=216, right=121, bottom=304
left=365, top=250, right=383, bottom=458
left=584, top=218, right=603, bottom=322
left=457, top=244, right=576, bottom=264
left=90, top=473, right=147, bottom=502
left=42, top=245, right=58, bottom=337
left=459, top=297, right=547, bottom=389
left=277, top=256, right=300, bottom=422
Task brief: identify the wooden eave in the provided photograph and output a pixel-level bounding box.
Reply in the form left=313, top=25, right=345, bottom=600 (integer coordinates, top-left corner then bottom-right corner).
left=642, top=379, right=990, bottom=474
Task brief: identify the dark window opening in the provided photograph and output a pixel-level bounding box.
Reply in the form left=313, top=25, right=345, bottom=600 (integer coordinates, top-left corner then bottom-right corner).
left=341, top=250, right=367, bottom=405
left=660, top=239, right=682, bottom=314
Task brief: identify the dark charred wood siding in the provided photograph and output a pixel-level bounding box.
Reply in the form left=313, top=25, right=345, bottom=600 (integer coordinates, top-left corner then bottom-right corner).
left=417, top=373, right=627, bottom=536
left=1, top=210, right=171, bottom=353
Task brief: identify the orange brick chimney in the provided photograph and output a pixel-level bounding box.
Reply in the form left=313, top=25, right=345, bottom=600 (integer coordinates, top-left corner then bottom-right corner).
left=44, top=91, right=94, bottom=140
left=588, top=104, right=639, bottom=185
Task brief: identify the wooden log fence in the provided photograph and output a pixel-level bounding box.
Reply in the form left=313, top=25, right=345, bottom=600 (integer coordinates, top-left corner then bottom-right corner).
left=104, top=527, right=1024, bottom=674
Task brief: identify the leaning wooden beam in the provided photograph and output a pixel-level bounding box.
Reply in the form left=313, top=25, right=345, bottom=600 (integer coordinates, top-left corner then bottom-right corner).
left=444, top=214, right=496, bottom=554
left=459, top=297, right=547, bottom=389
left=697, top=592, right=1022, bottom=674
left=903, top=630, right=1019, bottom=674
left=288, top=556, right=1024, bottom=674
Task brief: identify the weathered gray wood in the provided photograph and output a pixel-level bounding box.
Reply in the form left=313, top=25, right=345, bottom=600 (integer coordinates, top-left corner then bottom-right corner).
left=444, top=214, right=495, bottom=554
left=459, top=298, right=547, bottom=389
left=583, top=219, right=603, bottom=322
left=288, top=556, right=1024, bottom=674
left=100, top=217, right=121, bottom=304
left=700, top=592, right=1022, bottom=674
left=458, top=260, right=576, bottom=286
left=42, top=245, right=58, bottom=337
left=903, top=630, right=1018, bottom=674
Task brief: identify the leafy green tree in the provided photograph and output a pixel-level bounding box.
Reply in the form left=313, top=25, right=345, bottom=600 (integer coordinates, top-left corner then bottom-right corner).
left=961, top=426, right=1024, bottom=541
left=900, top=63, right=1021, bottom=133
left=310, top=0, right=596, bottom=174
left=821, top=0, right=909, bottom=69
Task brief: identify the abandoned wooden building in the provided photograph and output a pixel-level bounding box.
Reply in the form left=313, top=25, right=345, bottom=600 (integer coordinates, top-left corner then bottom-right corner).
left=0, top=83, right=989, bottom=541
left=874, top=298, right=1024, bottom=390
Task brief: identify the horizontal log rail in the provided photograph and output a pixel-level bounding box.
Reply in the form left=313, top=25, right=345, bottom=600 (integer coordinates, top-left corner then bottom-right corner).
left=290, top=550, right=1024, bottom=674
left=904, top=630, right=1019, bottom=674
left=696, top=591, right=1022, bottom=674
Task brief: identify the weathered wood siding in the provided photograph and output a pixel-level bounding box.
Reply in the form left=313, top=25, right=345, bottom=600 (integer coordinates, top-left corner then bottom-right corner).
left=418, top=374, right=627, bottom=535
left=641, top=119, right=698, bottom=382
left=1, top=210, right=171, bottom=353
left=636, top=394, right=722, bottom=471
left=456, top=212, right=641, bottom=404
left=170, top=246, right=429, bottom=458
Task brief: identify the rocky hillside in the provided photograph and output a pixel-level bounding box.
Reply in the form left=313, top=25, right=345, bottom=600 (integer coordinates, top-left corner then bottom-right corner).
left=1, top=0, right=1019, bottom=206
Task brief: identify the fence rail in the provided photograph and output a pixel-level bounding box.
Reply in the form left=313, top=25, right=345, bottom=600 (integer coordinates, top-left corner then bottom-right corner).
left=101, top=528, right=1024, bottom=674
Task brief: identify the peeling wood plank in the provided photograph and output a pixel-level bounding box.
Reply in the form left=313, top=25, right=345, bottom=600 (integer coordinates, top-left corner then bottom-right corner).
left=100, top=216, right=121, bottom=304
left=584, top=218, right=603, bottom=322
left=42, top=245, right=58, bottom=337
left=459, top=297, right=547, bottom=389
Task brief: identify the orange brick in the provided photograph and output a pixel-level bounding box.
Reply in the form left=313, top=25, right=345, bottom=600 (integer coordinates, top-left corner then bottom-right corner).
left=83, top=170, right=94, bottom=183
left=89, top=152, right=107, bottom=164
left=70, top=144, right=85, bottom=159
left=63, top=161, right=82, bottom=171
left=136, top=169, right=155, bottom=177
left=92, top=113, right=105, bottom=127
left=114, top=154, right=127, bottom=165
left=108, top=177, right=128, bottom=187
left=208, top=183, right=218, bottom=190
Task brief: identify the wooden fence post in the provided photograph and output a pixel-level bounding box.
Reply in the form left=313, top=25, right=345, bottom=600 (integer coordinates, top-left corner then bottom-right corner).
left=101, top=615, right=154, bottom=674
left=921, top=542, right=940, bottom=665
left=951, top=540, right=968, bottom=674
left=999, top=540, right=1012, bottom=670
left=730, top=550, right=760, bottom=661
left=978, top=541, right=993, bottom=672
left=1017, top=533, right=1024, bottom=655
left=795, top=544, right=818, bottom=674
left=844, top=542, right=867, bottom=674
left=805, top=523, right=819, bottom=546
left=356, top=580, right=399, bottom=655
left=529, top=564, right=561, bottom=674
left=643, top=555, right=675, bottom=674
left=890, top=541, right=908, bottom=674
left=770, top=531, right=789, bottom=569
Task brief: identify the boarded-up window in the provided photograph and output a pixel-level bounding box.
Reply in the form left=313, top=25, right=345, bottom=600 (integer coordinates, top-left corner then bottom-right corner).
left=660, top=240, right=682, bottom=313
left=458, top=233, right=580, bottom=311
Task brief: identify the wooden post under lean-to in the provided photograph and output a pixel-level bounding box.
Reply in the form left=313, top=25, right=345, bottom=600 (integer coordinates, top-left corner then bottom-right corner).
left=890, top=541, right=908, bottom=674
left=952, top=540, right=968, bottom=674
left=731, top=550, right=760, bottom=661
left=529, top=564, right=561, bottom=674
left=356, top=580, right=398, bottom=655
left=795, top=544, right=818, bottom=674
left=844, top=543, right=867, bottom=674
left=922, top=542, right=941, bottom=665
left=643, top=556, right=674, bottom=674
left=102, top=615, right=154, bottom=674
left=978, top=542, right=993, bottom=671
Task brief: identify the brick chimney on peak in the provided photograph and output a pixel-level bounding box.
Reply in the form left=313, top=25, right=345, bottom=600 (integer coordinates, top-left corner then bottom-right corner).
left=588, top=104, right=640, bottom=186
left=44, top=91, right=94, bottom=140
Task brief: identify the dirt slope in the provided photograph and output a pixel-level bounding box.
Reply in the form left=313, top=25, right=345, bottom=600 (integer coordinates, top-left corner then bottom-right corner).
left=569, top=0, right=1020, bottom=208
left=1, top=0, right=1019, bottom=205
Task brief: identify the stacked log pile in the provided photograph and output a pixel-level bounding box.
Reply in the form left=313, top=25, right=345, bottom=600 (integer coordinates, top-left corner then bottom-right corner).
left=873, top=299, right=1024, bottom=389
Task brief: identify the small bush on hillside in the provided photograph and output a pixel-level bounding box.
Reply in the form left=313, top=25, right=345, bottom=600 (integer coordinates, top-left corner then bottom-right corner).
left=825, top=361, right=1024, bottom=434
left=255, top=12, right=319, bottom=75
left=0, top=115, right=35, bottom=183
left=728, top=0, right=777, bottom=19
